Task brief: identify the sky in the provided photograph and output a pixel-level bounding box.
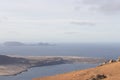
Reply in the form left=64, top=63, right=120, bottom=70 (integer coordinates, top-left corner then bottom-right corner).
left=0, top=0, right=120, bottom=43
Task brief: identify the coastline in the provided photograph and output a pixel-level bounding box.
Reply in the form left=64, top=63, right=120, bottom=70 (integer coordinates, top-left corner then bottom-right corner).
left=33, top=61, right=120, bottom=80
left=0, top=55, right=106, bottom=76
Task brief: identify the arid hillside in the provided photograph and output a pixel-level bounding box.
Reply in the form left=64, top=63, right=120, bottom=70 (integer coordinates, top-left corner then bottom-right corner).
left=33, top=61, right=120, bottom=80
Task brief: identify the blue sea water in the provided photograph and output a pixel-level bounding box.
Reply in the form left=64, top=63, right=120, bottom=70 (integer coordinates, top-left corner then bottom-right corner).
left=0, top=43, right=119, bottom=80
left=0, top=43, right=120, bottom=59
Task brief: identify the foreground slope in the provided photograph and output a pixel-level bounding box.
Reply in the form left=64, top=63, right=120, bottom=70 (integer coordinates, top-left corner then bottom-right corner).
left=33, top=62, right=120, bottom=80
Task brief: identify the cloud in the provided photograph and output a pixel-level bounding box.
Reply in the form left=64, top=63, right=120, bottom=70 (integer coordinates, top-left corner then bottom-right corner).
left=64, top=31, right=79, bottom=35
left=0, top=16, right=8, bottom=23
left=75, top=0, right=120, bottom=14
left=70, top=21, right=95, bottom=26
left=0, top=17, right=95, bottom=26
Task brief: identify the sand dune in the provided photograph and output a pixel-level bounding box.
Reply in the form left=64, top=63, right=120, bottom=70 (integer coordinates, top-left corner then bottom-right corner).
left=33, top=61, right=120, bottom=80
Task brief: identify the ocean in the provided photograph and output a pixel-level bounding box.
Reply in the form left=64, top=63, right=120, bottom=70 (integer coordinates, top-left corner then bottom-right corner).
left=0, top=43, right=120, bottom=80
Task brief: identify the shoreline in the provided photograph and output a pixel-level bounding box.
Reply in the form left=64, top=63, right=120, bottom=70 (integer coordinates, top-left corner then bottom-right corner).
left=0, top=55, right=106, bottom=76
left=33, top=60, right=120, bottom=80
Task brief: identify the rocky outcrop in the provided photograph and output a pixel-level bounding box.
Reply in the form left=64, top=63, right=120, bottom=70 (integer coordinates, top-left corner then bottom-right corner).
left=116, top=57, right=120, bottom=62
left=88, top=74, right=107, bottom=80
left=99, top=57, right=120, bottom=66
left=108, top=59, right=116, bottom=63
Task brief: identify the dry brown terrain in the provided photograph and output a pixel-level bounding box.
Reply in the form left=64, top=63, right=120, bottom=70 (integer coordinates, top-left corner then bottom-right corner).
left=33, top=62, right=120, bottom=80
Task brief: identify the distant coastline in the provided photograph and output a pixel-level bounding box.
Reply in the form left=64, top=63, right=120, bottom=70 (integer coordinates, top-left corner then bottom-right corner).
left=2, top=41, right=55, bottom=46
left=0, top=55, right=106, bottom=76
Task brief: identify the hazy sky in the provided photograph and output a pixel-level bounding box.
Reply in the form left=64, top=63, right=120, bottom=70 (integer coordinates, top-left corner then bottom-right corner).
left=0, top=0, right=120, bottom=43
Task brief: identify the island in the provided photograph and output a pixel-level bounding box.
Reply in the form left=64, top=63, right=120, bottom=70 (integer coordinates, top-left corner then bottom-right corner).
left=3, top=41, right=55, bottom=46
left=3, top=41, right=25, bottom=46
left=0, top=55, right=106, bottom=76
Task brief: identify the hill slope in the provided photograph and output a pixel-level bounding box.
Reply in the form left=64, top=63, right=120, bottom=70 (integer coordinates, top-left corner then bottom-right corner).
left=33, top=62, right=120, bottom=80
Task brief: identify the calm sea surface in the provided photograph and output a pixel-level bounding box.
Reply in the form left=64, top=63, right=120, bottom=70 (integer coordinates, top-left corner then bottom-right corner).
left=0, top=43, right=120, bottom=80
